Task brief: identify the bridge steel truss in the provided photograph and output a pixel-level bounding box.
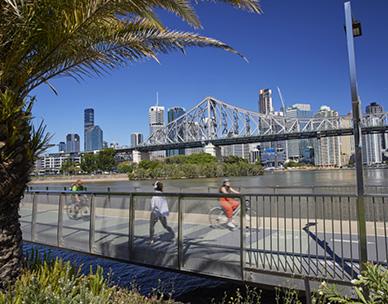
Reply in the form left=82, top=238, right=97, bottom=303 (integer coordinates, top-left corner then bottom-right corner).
left=137, top=97, right=388, bottom=152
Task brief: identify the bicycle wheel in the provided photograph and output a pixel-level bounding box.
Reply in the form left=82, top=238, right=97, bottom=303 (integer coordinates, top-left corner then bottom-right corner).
left=80, top=205, right=90, bottom=220
left=209, top=207, right=227, bottom=228
left=66, top=203, right=81, bottom=220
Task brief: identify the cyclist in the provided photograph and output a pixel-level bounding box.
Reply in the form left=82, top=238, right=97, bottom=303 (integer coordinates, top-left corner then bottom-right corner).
left=70, top=179, right=85, bottom=203
left=219, top=179, right=240, bottom=229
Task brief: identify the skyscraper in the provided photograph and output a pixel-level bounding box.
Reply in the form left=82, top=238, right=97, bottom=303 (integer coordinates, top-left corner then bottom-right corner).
left=167, top=107, right=185, bottom=157
left=85, top=126, right=103, bottom=151
left=286, top=103, right=312, bottom=159
left=149, top=105, right=165, bottom=135
left=313, top=106, right=341, bottom=167
left=66, top=134, right=80, bottom=153
left=131, top=132, right=143, bottom=147
left=259, top=89, right=273, bottom=115
left=58, top=141, right=66, bottom=153
left=362, top=102, right=384, bottom=164
left=84, top=108, right=103, bottom=151
left=366, top=102, right=383, bottom=115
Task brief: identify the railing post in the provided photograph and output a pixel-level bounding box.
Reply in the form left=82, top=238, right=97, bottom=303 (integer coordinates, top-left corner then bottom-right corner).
left=344, top=1, right=368, bottom=273
left=57, top=193, right=64, bottom=247
left=89, top=194, right=96, bottom=253
left=31, top=193, right=37, bottom=242
left=304, top=277, right=312, bottom=304
left=240, top=195, right=246, bottom=281
left=177, top=195, right=184, bottom=270
left=128, top=193, right=134, bottom=259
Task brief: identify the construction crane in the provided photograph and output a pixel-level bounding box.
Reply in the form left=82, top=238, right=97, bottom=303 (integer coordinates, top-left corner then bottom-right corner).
left=276, top=86, right=289, bottom=161
left=277, top=86, right=287, bottom=115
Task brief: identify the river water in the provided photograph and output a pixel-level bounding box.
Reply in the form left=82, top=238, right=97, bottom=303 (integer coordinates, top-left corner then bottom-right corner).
left=31, top=168, right=388, bottom=193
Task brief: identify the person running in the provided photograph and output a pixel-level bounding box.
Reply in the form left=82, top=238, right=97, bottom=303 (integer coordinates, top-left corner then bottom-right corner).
left=149, top=181, right=174, bottom=244
left=219, top=179, right=240, bottom=229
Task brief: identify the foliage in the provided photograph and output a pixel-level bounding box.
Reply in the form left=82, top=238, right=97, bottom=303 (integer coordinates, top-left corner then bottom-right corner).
left=0, top=256, right=175, bottom=304
left=165, top=153, right=217, bottom=165
left=80, top=153, right=97, bottom=174
left=96, top=148, right=116, bottom=172
left=60, top=159, right=79, bottom=175
left=315, top=263, right=388, bottom=304
left=223, top=155, right=248, bottom=164
left=129, top=153, right=263, bottom=180
left=117, top=161, right=134, bottom=174
left=284, top=161, right=313, bottom=168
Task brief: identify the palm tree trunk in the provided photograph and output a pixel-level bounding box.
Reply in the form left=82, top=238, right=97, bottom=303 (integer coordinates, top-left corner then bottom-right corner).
left=0, top=91, right=34, bottom=288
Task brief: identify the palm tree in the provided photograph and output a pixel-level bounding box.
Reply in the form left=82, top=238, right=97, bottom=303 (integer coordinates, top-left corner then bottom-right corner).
left=0, top=0, right=261, bottom=287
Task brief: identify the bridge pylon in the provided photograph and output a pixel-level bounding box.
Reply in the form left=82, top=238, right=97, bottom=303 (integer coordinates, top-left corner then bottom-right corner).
left=132, top=150, right=150, bottom=164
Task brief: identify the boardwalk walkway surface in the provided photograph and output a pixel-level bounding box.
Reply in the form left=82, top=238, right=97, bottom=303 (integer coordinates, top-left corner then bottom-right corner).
left=21, top=191, right=388, bottom=290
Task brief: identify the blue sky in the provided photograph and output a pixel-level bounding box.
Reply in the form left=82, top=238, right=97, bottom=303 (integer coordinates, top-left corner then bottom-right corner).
left=32, top=0, right=388, bottom=151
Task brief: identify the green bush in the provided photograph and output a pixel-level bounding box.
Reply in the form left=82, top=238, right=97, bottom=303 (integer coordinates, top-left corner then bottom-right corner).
left=0, top=257, right=175, bottom=304
left=315, top=263, right=388, bottom=304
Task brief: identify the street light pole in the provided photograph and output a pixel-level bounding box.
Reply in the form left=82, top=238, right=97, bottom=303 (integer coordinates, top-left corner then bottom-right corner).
left=344, top=1, right=368, bottom=272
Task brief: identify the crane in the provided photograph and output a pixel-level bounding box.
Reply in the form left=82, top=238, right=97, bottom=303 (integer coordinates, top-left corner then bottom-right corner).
left=277, top=86, right=287, bottom=116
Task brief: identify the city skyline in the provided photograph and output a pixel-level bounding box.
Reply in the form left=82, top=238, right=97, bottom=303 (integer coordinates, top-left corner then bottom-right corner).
left=33, top=0, right=388, bottom=150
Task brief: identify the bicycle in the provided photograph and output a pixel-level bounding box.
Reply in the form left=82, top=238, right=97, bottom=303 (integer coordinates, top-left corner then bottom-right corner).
left=208, top=198, right=259, bottom=229
left=66, top=193, right=90, bottom=220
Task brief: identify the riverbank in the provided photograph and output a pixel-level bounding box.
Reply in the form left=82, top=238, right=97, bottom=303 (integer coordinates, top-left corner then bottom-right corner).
left=30, top=173, right=130, bottom=184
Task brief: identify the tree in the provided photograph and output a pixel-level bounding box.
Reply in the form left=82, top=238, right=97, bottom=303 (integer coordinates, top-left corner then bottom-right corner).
left=80, top=153, right=97, bottom=174
left=96, top=148, right=116, bottom=172
left=60, top=159, right=78, bottom=175
left=0, top=0, right=261, bottom=287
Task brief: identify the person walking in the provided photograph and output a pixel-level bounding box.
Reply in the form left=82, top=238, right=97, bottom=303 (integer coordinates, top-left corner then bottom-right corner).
left=219, top=179, right=240, bottom=229
left=149, top=181, right=174, bottom=244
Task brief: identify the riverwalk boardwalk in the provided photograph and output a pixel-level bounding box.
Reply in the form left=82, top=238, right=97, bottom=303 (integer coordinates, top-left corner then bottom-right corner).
left=21, top=190, right=388, bottom=291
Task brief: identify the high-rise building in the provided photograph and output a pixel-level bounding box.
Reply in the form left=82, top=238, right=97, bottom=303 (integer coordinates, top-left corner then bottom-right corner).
left=84, top=108, right=94, bottom=130
left=362, top=102, right=384, bottom=164
left=366, top=102, right=383, bottom=115
left=167, top=107, right=185, bottom=157
left=58, top=141, right=66, bottom=153
left=286, top=103, right=312, bottom=159
left=149, top=105, right=165, bottom=136
left=259, top=89, right=273, bottom=115
left=131, top=132, right=143, bottom=148
left=84, top=108, right=103, bottom=151
left=313, top=106, right=341, bottom=167
left=85, top=126, right=103, bottom=151
left=66, top=134, right=80, bottom=153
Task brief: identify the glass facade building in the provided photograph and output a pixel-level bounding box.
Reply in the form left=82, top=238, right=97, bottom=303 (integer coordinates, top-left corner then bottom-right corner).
left=66, top=134, right=80, bottom=153
left=167, top=107, right=185, bottom=157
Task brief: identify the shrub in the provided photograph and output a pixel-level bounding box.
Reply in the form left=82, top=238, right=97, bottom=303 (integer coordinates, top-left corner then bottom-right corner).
left=315, top=263, right=388, bottom=304
left=0, top=257, right=175, bottom=304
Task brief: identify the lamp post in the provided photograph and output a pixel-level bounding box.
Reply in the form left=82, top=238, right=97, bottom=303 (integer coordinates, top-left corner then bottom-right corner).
left=344, top=1, right=368, bottom=272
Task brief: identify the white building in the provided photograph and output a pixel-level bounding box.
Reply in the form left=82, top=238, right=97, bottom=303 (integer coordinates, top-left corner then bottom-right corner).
left=362, top=117, right=382, bottom=165
left=258, top=89, right=273, bottom=115
left=313, top=106, right=341, bottom=167
left=149, top=105, right=165, bottom=136
left=35, top=152, right=81, bottom=175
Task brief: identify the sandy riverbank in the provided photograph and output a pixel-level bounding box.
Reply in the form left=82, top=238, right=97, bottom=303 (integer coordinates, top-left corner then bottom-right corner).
left=30, top=174, right=129, bottom=184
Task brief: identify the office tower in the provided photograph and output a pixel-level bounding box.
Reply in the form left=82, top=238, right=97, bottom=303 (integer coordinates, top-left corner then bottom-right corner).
left=286, top=103, right=312, bottom=160
left=131, top=132, right=143, bottom=147
left=84, top=108, right=94, bottom=129
left=149, top=105, right=165, bottom=136
left=313, top=106, right=341, bottom=167
left=167, top=107, right=185, bottom=157
left=66, top=134, right=80, bottom=153
left=84, top=108, right=104, bottom=151
left=85, top=126, right=103, bottom=151
left=58, top=141, right=66, bottom=153
left=362, top=102, right=384, bottom=164
left=259, top=89, right=273, bottom=115
left=366, top=102, right=383, bottom=115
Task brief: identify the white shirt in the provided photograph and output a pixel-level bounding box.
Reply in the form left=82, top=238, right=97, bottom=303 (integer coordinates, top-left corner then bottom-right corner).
left=151, top=191, right=169, bottom=216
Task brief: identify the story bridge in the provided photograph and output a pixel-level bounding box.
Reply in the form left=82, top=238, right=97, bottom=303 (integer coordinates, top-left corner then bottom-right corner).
left=115, top=96, right=388, bottom=159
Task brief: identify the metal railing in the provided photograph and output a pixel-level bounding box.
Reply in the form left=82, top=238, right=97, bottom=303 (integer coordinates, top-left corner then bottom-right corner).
left=20, top=190, right=388, bottom=290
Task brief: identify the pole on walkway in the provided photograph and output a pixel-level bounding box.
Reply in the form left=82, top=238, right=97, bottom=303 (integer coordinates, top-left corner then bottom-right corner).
left=344, top=1, right=368, bottom=272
